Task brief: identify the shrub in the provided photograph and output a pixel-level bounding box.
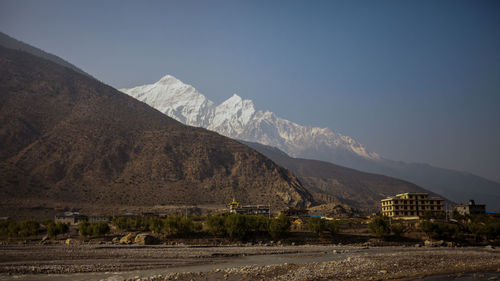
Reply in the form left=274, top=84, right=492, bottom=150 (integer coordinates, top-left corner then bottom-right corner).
left=391, top=223, right=405, bottom=238
left=420, top=220, right=457, bottom=240
left=269, top=214, right=291, bottom=240
left=47, top=221, right=69, bottom=238
left=369, top=216, right=390, bottom=238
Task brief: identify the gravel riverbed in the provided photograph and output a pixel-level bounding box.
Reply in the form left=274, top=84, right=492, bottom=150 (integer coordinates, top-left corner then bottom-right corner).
left=0, top=244, right=498, bottom=281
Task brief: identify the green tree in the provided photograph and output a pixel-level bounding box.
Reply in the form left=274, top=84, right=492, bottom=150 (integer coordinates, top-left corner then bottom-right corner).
left=177, top=216, right=194, bottom=236
left=92, top=222, right=110, bottom=236
left=8, top=221, right=20, bottom=238
left=163, top=216, right=195, bottom=236
left=391, top=223, right=405, bottom=238
left=420, top=220, right=458, bottom=240
left=325, top=220, right=339, bottom=235
left=0, top=220, right=18, bottom=237
left=206, top=214, right=226, bottom=236
left=308, top=217, right=325, bottom=236
left=148, top=217, right=164, bottom=234
left=269, top=214, right=291, bottom=240
left=112, top=217, right=129, bottom=230
left=467, top=215, right=500, bottom=241
left=224, top=213, right=248, bottom=240
left=79, top=221, right=91, bottom=236
left=79, top=221, right=109, bottom=237
left=369, top=216, right=390, bottom=238
left=46, top=221, right=69, bottom=238
left=18, top=220, right=40, bottom=237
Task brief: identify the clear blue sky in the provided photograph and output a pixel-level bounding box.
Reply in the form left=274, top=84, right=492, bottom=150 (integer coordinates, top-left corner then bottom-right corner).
left=1, top=0, right=499, bottom=182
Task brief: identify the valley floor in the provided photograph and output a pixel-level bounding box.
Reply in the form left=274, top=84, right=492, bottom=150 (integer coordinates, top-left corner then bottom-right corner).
left=0, top=244, right=499, bottom=281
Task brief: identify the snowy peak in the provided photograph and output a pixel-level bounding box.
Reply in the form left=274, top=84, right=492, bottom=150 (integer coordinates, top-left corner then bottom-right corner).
left=120, top=75, right=380, bottom=161
left=214, top=93, right=256, bottom=128
left=158, top=74, right=178, bottom=83
left=120, top=75, right=214, bottom=127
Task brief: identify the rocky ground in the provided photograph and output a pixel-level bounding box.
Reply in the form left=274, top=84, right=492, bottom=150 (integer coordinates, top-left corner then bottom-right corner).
left=143, top=249, right=500, bottom=281
left=0, top=244, right=499, bottom=281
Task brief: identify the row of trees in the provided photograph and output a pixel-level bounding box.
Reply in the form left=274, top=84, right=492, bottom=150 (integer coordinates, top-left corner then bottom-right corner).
left=206, top=213, right=291, bottom=240
left=464, top=215, right=500, bottom=241
left=368, top=216, right=457, bottom=239
left=369, top=214, right=500, bottom=241
left=78, top=221, right=110, bottom=237
left=0, top=219, right=70, bottom=238
left=0, top=220, right=40, bottom=238
left=307, top=217, right=339, bottom=236
left=112, top=216, right=203, bottom=236
left=112, top=213, right=292, bottom=240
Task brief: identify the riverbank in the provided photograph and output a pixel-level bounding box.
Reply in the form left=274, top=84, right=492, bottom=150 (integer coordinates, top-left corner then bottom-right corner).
left=0, top=244, right=498, bottom=280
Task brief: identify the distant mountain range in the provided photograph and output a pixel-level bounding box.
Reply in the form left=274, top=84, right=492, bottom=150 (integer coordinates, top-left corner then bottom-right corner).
left=0, top=44, right=314, bottom=219
left=0, top=31, right=90, bottom=77
left=241, top=141, right=440, bottom=211
left=122, top=75, right=500, bottom=211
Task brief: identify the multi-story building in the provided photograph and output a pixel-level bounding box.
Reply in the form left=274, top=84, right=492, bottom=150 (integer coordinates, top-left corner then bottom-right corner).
left=455, top=200, right=485, bottom=216
left=228, top=198, right=270, bottom=216
left=381, top=193, right=444, bottom=219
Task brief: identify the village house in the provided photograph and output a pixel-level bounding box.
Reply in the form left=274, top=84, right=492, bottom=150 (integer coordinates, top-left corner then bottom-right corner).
left=381, top=192, right=444, bottom=219
left=455, top=200, right=486, bottom=216
left=55, top=212, right=88, bottom=225
left=89, top=216, right=110, bottom=223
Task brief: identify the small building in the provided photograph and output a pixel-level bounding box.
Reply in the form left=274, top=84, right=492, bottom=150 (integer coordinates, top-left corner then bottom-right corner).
left=309, top=214, right=327, bottom=218
left=283, top=208, right=309, bottom=218
left=141, top=212, right=158, bottom=217
left=455, top=200, right=486, bottom=216
left=228, top=198, right=270, bottom=216
left=119, top=212, right=138, bottom=219
left=381, top=192, right=444, bottom=219
left=89, top=216, right=110, bottom=223
left=55, top=212, right=88, bottom=225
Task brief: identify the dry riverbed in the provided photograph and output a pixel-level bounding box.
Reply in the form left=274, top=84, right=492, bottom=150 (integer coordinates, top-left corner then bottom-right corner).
left=0, top=244, right=499, bottom=281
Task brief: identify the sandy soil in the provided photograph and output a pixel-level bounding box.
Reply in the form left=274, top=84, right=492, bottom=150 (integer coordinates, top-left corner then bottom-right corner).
left=0, top=244, right=498, bottom=281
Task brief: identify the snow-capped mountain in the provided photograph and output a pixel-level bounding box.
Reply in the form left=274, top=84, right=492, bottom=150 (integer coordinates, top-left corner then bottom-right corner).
left=120, top=75, right=380, bottom=162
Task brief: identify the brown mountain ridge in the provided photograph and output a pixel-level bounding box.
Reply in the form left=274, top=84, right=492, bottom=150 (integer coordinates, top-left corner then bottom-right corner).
left=242, top=141, right=445, bottom=211
left=0, top=46, right=313, bottom=218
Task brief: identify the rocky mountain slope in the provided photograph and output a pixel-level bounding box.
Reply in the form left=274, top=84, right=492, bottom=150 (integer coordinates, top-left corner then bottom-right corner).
left=0, top=46, right=314, bottom=219
left=122, top=75, right=500, bottom=211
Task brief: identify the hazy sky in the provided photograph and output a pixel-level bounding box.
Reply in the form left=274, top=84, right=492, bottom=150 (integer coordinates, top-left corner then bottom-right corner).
left=1, top=0, right=499, bottom=182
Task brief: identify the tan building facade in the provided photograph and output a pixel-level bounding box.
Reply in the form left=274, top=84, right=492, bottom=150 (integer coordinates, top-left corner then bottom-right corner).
left=381, top=193, right=444, bottom=219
